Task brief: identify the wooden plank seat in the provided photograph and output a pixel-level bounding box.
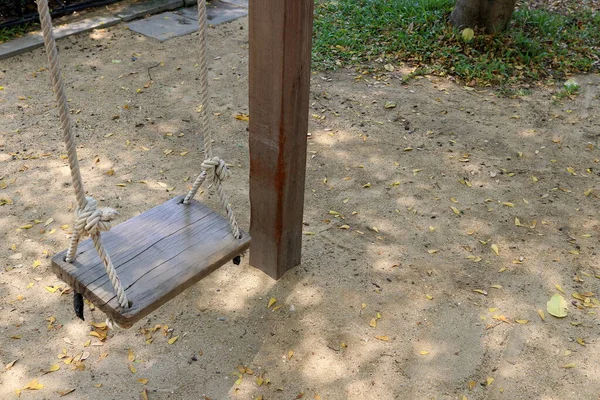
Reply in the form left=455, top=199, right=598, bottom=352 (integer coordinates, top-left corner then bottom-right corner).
left=51, top=195, right=250, bottom=328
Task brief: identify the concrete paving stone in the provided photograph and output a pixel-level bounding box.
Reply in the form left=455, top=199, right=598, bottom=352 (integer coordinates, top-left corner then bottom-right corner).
left=179, top=3, right=248, bottom=26
left=53, top=15, right=122, bottom=39
left=127, top=11, right=199, bottom=41
left=219, top=0, right=248, bottom=7
left=0, top=15, right=121, bottom=60
left=183, top=0, right=248, bottom=8
left=115, top=0, right=184, bottom=21
left=0, top=35, right=44, bottom=60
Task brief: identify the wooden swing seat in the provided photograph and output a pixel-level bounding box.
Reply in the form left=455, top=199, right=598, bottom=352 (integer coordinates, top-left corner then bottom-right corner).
left=51, top=195, right=250, bottom=328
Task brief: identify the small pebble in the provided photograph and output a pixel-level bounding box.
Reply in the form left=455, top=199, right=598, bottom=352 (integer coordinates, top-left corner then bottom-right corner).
left=289, top=305, right=296, bottom=313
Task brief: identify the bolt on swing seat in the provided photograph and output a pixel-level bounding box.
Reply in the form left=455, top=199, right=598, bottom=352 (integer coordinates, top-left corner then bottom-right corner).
left=51, top=196, right=250, bottom=328
left=37, top=0, right=249, bottom=328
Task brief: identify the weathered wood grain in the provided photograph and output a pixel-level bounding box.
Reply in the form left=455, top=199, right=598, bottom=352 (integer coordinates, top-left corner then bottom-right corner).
left=52, top=195, right=250, bottom=328
left=248, top=0, right=314, bottom=279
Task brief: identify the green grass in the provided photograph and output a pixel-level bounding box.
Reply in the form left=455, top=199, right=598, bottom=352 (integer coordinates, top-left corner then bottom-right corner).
left=312, top=0, right=600, bottom=86
left=0, top=23, right=35, bottom=44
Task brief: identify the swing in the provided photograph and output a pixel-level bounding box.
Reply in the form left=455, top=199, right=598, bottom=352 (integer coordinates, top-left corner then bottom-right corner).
left=37, top=0, right=250, bottom=328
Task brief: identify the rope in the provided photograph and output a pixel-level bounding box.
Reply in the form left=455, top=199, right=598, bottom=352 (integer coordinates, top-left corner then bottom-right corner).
left=184, top=0, right=241, bottom=239
left=37, top=0, right=129, bottom=309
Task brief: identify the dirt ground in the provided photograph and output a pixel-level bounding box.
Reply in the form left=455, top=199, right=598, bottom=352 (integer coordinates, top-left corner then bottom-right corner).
left=1, top=13, right=600, bottom=400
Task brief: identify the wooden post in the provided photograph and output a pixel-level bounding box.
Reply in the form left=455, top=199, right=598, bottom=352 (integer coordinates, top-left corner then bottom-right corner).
left=248, top=0, right=314, bottom=279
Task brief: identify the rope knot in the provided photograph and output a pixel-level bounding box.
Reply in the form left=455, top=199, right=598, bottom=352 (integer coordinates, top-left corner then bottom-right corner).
left=74, top=197, right=119, bottom=237
left=201, top=156, right=231, bottom=181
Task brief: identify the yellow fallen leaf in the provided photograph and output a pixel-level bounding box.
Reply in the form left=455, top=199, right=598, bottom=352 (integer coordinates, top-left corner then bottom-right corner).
left=450, top=206, right=460, bottom=215
left=267, top=297, right=277, bottom=308
left=56, top=388, right=75, bottom=397
left=555, top=284, right=565, bottom=294
left=514, top=217, right=522, bottom=226
left=168, top=336, right=179, bottom=345
left=45, top=286, right=59, bottom=293
left=498, top=267, right=507, bottom=273
left=420, top=350, right=429, bottom=355
left=472, top=289, right=487, bottom=295
left=493, top=315, right=510, bottom=324
left=129, top=364, right=137, bottom=374
left=288, top=350, right=294, bottom=360
left=563, top=363, right=576, bottom=369
left=426, top=294, right=433, bottom=300
left=137, top=378, right=148, bottom=384
left=515, top=319, right=529, bottom=324
left=140, top=388, right=149, bottom=400
left=486, top=377, right=494, bottom=386
left=576, top=338, right=585, bottom=346
left=502, top=202, right=514, bottom=207
left=23, top=379, right=44, bottom=390
left=42, top=364, right=60, bottom=374
left=32, top=259, right=42, bottom=269
left=490, top=285, right=503, bottom=289
left=369, top=318, right=377, bottom=328
left=128, top=349, right=135, bottom=362
left=20, top=224, right=33, bottom=229
left=375, top=335, right=389, bottom=341
left=537, top=309, right=546, bottom=321
left=547, top=294, right=568, bottom=318
left=491, top=244, right=499, bottom=256
left=235, top=113, right=250, bottom=121
left=340, top=225, right=350, bottom=229
left=5, top=359, right=18, bottom=370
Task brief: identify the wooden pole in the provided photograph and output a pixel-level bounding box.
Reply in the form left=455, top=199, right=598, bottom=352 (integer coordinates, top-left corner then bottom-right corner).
left=248, top=0, right=314, bottom=279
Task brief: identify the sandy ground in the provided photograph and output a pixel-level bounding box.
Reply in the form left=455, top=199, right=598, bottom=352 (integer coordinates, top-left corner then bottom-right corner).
left=1, top=14, right=600, bottom=400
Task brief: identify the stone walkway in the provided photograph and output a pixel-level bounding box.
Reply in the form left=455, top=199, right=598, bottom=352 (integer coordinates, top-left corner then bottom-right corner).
left=0, top=0, right=248, bottom=60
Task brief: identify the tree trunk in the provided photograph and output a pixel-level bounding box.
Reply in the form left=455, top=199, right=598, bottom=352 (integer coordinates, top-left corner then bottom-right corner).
left=450, top=0, right=517, bottom=34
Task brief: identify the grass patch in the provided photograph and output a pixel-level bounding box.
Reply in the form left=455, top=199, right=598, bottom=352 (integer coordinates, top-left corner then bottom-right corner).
left=312, top=0, right=600, bottom=86
left=0, top=23, right=35, bottom=44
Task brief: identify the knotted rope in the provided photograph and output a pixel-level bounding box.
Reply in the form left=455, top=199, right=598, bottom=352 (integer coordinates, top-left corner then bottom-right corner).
left=37, top=0, right=129, bottom=310
left=183, top=0, right=241, bottom=239
left=73, top=197, right=119, bottom=236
